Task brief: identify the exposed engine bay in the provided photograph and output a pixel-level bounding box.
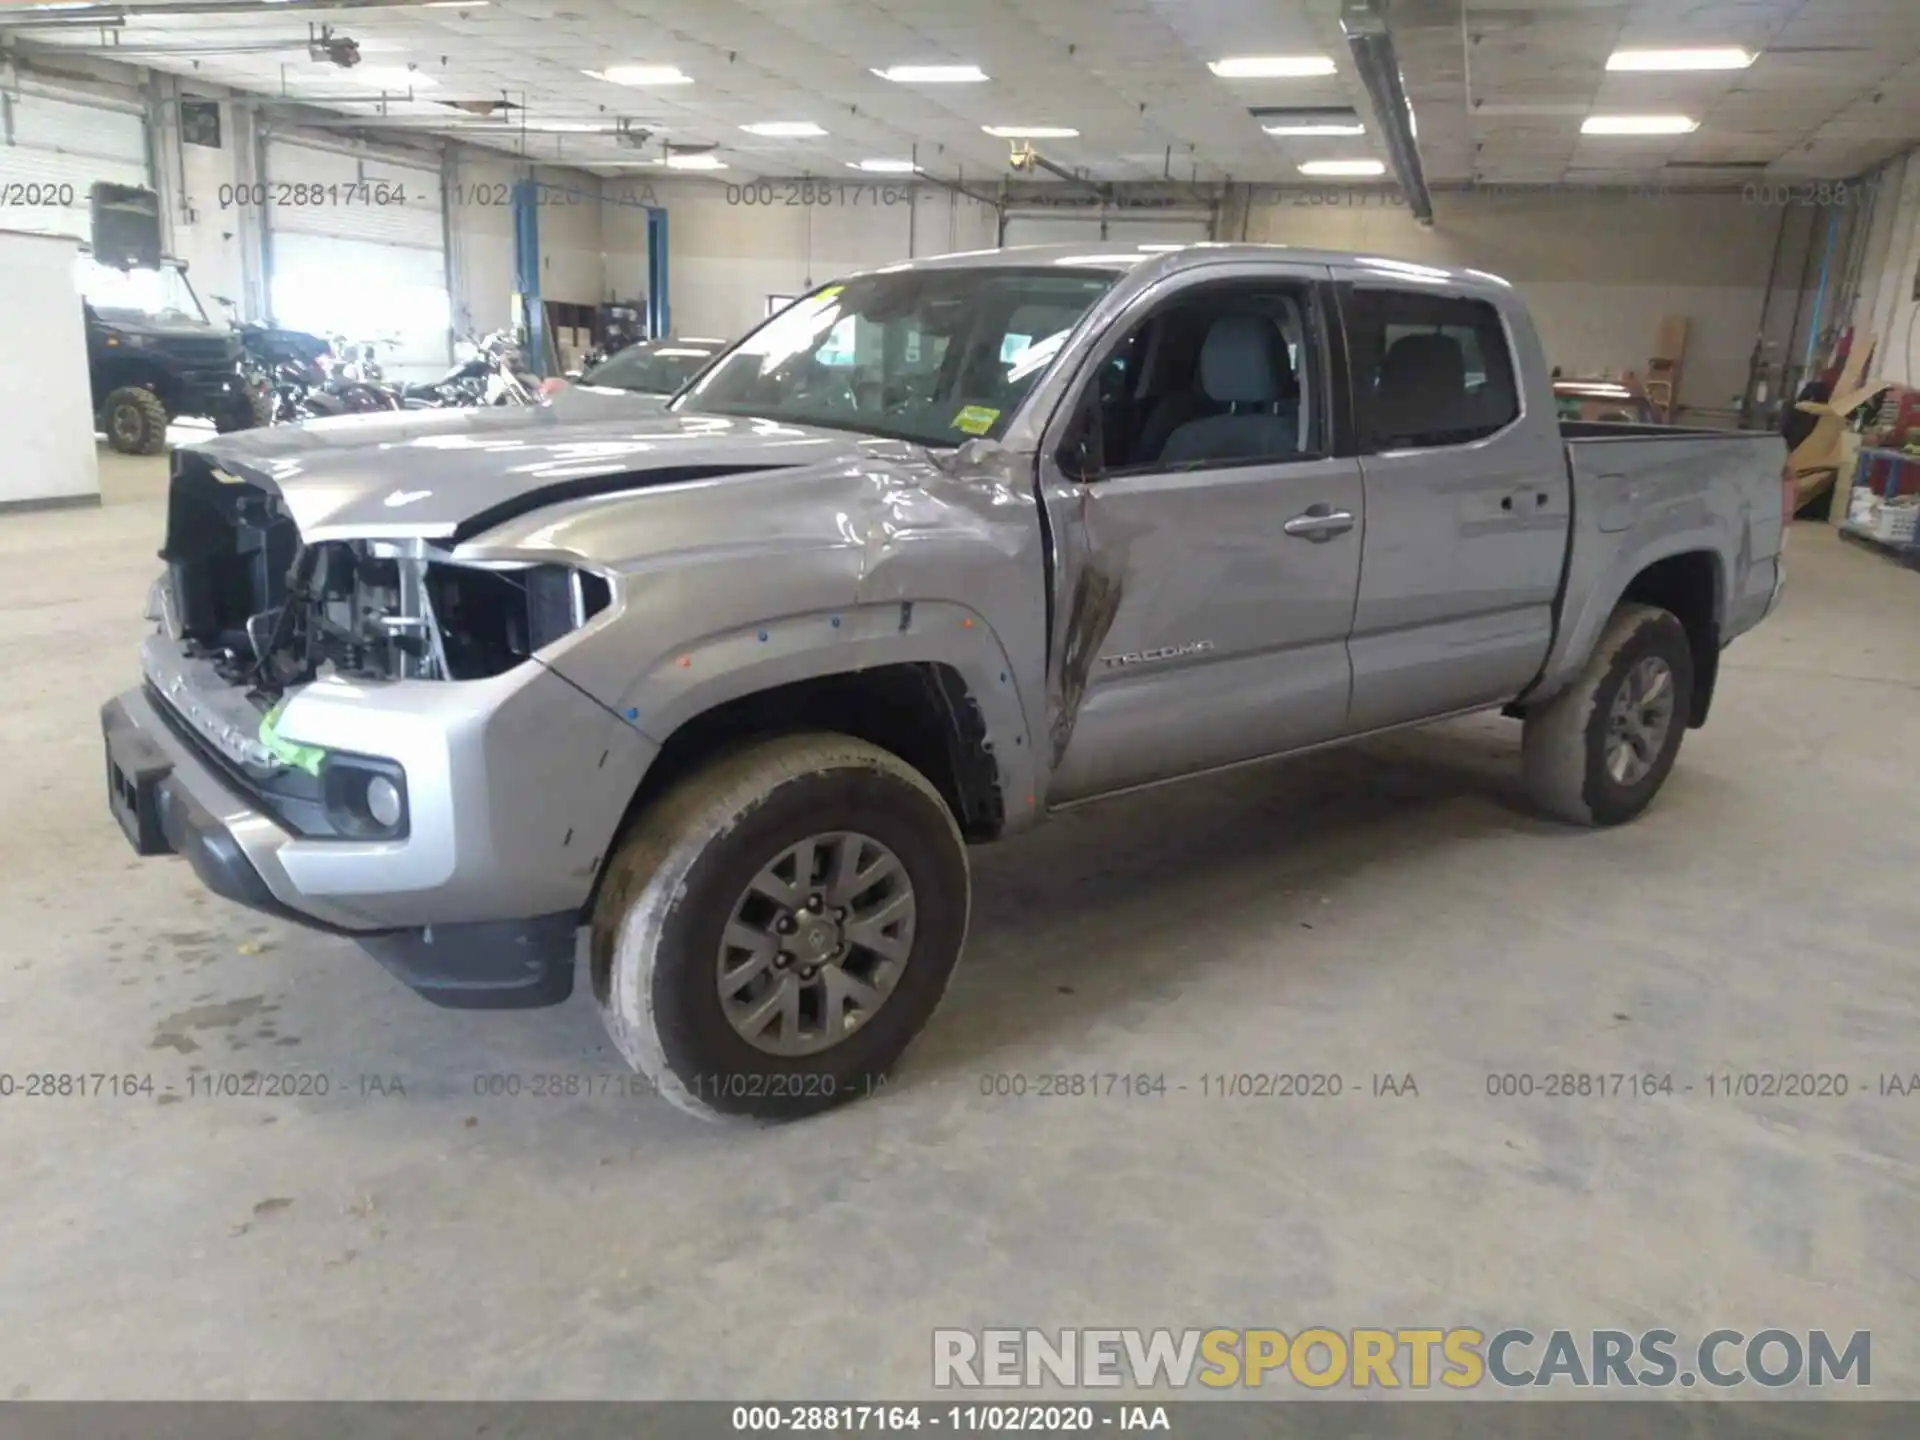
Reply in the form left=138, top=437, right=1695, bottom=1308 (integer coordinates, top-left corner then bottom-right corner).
left=158, top=451, right=609, bottom=703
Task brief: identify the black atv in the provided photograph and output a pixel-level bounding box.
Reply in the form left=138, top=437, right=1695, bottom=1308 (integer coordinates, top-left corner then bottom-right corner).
left=80, top=255, right=269, bottom=455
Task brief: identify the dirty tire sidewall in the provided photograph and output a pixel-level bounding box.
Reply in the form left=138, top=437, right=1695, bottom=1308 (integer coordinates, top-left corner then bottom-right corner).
left=594, top=736, right=969, bottom=1122
left=105, top=387, right=168, bottom=456
left=1522, top=603, right=1694, bottom=827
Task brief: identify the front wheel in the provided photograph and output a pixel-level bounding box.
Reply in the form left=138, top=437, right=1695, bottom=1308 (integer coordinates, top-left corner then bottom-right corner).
left=1521, top=602, right=1695, bottom=826
left=591, top=734, right=970, bottom=1121
left=101, top=385, right=169, bottom=455
left=215, top=384, right=274, bottom=432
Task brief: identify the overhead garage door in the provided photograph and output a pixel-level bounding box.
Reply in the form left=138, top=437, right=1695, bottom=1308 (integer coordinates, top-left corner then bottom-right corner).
left=1002, top=211, right=1213, bottom=248
left=263, top=137, right=449, bottom=379
left=1, top=88, right=150, bottom=240
left=1105, top=215, right=1213, bottom=245
left=1002, top=213, right=1103, bottom=247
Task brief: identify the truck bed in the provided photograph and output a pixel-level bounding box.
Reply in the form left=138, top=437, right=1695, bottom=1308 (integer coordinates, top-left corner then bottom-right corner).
left=1530, top=424, right=1789, bottom=703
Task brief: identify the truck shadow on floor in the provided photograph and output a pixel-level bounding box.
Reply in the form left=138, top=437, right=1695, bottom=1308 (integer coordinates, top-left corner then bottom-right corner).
left=908, top=713, right=1693, bottom=1077
left=181, top=713, right=1721, bottom=1126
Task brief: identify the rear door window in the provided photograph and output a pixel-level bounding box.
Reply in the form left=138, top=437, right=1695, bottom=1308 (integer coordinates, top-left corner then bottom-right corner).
left=1347, top=290, right=1520, bottom=450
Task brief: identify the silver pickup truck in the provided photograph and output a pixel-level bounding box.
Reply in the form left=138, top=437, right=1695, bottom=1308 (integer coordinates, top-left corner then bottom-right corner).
left=103, top=243, right=1789, bottom=1120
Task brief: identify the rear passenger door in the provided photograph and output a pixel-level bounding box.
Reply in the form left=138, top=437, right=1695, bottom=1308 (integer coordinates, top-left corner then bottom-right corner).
left=1335, top=279, right=1567, bottom=732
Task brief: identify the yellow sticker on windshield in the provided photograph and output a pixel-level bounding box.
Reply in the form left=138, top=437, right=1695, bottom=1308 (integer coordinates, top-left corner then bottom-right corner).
left=815, top=286, right=843, bottom=302
left=209, top=466, right=245, bottom=485
left=952, top=405, right=1000, bottom=436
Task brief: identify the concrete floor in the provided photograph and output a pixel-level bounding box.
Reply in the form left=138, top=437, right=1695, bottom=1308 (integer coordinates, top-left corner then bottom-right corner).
left=2, top=452, right=1917, bottom=1399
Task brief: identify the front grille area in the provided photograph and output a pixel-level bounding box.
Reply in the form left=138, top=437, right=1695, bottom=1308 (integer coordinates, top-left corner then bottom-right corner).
left=163, top=337, right=240, bottom=366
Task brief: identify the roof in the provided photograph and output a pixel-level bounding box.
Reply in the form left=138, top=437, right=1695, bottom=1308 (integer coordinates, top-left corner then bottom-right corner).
left=854, top=242, right=1514, bottom=291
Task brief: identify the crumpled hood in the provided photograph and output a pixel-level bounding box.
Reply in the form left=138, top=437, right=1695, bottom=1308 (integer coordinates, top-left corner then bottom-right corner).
left=184, top=406, right=872, bottom=542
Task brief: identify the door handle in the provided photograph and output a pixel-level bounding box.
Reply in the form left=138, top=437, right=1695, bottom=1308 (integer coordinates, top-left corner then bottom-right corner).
left=1282, top=505, right=1356, bottom=542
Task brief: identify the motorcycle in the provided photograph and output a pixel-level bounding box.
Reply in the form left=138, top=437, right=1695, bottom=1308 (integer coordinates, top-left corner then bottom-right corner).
left=217, top=300, right=398, bottom=421
left=387, top=329, right=539, bottom=409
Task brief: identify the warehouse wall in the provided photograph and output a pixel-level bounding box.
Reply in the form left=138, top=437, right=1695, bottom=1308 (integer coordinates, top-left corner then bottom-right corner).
left=1238, top=189, right=1788, bottom=415
left=600, top=196, right=650, bottom=309
left=145, top=79, right=259, bottom=318
left=445, top=153, right=612, bottom=335
left=631, top=181, right=1788, bottom=412
left=635, top=177, right=997, bottom=339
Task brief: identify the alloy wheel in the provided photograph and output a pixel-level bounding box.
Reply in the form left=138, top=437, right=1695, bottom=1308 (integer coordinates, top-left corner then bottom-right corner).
left=1605, top=655, right=1676, bottom=786
left=716, top=831, right=917, bottom=1057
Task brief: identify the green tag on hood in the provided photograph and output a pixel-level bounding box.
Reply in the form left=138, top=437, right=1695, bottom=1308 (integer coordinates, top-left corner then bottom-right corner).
left=259, top=699, right=327, bottom=777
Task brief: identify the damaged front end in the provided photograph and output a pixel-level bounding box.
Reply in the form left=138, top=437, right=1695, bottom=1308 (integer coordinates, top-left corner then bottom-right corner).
left=162, top=451, right=611, bottom=696
left=148, top=450, right=613, bottom=839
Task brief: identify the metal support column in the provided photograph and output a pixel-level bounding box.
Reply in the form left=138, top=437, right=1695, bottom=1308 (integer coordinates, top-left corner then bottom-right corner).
left=646, top=205, right=669, bottom=339
left=512, top=177, right=544, bottom=376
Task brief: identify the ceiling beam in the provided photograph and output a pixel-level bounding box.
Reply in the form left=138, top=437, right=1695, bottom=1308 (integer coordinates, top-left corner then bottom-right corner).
left=1340, top=0, right=1436, bottom=225
left=0, top=0, right=447, bottom=28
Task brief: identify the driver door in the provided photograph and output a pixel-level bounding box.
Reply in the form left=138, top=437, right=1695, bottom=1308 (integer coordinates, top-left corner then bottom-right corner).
left=1037, top=265, right=1365, bottom=805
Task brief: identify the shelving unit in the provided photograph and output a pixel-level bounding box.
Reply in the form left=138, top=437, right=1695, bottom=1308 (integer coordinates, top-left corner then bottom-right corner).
left=1836, top=447, right=1920, bottom=571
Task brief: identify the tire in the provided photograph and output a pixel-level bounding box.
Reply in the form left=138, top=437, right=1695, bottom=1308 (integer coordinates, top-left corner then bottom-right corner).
left=591, top=734, right=970, bottom=1122
left=1521, top=602, right=1695, bottom=827
left=102, top=386, right=169, bottom=455
left=335, top=382, right=399, bottom=413
left=216, top=385, right=273, bottom=433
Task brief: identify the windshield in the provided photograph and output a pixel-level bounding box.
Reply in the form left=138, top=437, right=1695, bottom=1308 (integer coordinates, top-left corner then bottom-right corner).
left=581, top=342, right=717, bottom=395
left=679, top=266, right=1118, bottom=445
left=77, top=258, right=208, bottom=325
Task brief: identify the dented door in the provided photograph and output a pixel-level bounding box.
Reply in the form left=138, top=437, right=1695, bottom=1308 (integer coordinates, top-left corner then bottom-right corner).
left=1030, top=266, right=1363, bottom=805
left=1039, top=453, right=1364, bottom=803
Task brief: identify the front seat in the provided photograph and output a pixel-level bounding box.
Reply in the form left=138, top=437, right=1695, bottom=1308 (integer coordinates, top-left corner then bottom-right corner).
left=1374, top=332, right=1468, bottom=445
left=1156, top=315, right=1299, bottom=465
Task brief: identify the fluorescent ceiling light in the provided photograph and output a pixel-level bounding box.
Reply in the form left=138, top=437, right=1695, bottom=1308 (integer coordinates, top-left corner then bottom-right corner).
left=1606, top=46, right=1754, bottom=72
left=872, top=64, right=987, bottom=83
left=1298, top=158, right=1386, bottom=176
left=1209, top=55, right=1336, bottom=78
left=516, top=120, right=606, bottom=132
left=665, top=153, right=726, bottom=170
left=982, top=125, right=1079, bottom=139
left=1264, top=121, right=1366, bottom=136
left=1582, top=114, right=1699, bottom=135
left=587, top=64, right=693, bottom=86
left=423, top=1, right=488, bottom=8
left=340, top=67, right=436, bottom=89
left=848, top=159, right=919, bottom=173
left=741, top=121, right=826, bottom=137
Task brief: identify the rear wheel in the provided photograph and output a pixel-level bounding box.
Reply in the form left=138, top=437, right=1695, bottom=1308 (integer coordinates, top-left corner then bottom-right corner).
left=102, top=386, right=168, bottom=455
left=591, top=734, right=969, bottom=1121
left=1521, top=603, right=1695, bottom=826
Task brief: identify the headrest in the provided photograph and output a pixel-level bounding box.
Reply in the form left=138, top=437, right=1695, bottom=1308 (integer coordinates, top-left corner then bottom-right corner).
left=1376, top=332, right=1469, bottom=438
left=1199, top=314, right=1295, bottom=405
left=1381, top=332, right=1467, bottom=397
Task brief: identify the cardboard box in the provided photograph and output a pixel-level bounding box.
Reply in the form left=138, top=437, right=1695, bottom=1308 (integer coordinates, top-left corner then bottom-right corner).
left=1789, top=332, right=1894, bottom=507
